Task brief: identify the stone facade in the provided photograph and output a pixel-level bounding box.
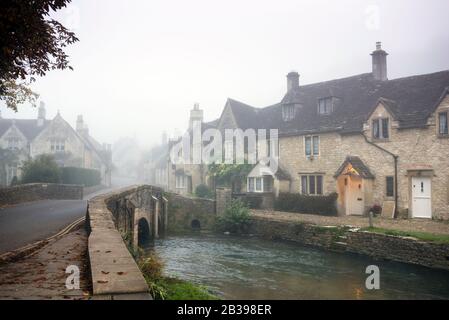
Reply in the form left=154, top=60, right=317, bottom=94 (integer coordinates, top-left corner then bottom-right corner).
left=0, top=183, right=83, bottom=206
left=0, top=106, right=112, bottom=187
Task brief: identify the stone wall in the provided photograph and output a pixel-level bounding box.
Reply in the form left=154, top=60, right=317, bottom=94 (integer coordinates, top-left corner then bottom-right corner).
left=216, top=187, right=231, bottom=216
left=0, top=183, right=83, bottom=206
left=165, top=192, right=216, bottom=231
left=249, top=216, right=449, bottom=271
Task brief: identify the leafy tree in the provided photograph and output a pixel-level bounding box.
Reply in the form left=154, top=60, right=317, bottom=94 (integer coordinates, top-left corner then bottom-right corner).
left=194, top=184, right=214, bottom=199
left=0, top=0, right=79, bottom=111
left=21, top=154, right=61, bottom=183
left=208, top=163, right=252, bottom=187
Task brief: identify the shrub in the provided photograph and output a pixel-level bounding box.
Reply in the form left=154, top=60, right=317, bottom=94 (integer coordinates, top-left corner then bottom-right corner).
left=140, top=251, right=165, bottom=280
left=61, top=166, right=101, bottom=187
left=21, top=155, right=61, bottom=184
left=216, top=199, right=251, bottom=233
left=274, top=192, right=338, bottom=216
left=195, top=184, right=213, bottom=199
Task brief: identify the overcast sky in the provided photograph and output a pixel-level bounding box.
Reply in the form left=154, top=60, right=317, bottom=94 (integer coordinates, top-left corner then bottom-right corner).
left=1, top=0, right=449, bottom=148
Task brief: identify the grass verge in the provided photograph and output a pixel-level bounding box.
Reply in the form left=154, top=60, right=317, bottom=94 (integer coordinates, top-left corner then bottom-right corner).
left=138, top=251, right=219, bottom=300
left=362, top=227, right=449, bottom=244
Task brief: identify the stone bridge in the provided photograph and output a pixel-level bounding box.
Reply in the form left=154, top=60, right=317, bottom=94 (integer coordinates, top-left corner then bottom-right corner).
left=86, top=185, right=219, bottom=298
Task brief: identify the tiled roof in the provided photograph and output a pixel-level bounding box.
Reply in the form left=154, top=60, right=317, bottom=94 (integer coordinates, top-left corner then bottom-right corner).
left=334, top=156, right=375, bottom=179
left=0, top=119, right=50, bottom=140
left=213, top=70, right=449, bottom=135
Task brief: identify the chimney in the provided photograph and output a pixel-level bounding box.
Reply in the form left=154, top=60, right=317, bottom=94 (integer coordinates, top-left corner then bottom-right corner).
left=37, top=101, right=46, bottom=126
left=371, top=42, right=388, bottom=81
left=189, top=102, right=203, bottom=129
left=287, top=71, right=300, bottom=91
left=76, top=115, right=84, bottom=133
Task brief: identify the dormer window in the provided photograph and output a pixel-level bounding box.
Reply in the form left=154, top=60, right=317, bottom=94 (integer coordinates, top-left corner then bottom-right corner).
left=318, top=97, right=333, bottom=115
left=282, top=104, right=296, bottom=121
left=372, top=118, right=389, bottom=139
left=7, top=137, right=20, bottom=150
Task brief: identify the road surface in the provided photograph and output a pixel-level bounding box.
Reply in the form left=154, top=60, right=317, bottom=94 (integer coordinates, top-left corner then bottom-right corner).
left=0, top=200, right=88, bottom=254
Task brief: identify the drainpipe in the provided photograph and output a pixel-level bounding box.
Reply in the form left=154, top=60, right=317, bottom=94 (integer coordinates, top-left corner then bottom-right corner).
left=361, top=133, right=399, bottom=218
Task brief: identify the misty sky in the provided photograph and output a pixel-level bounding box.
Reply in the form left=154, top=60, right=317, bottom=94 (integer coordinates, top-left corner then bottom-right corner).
left=1, top=0, right=449, bottom=148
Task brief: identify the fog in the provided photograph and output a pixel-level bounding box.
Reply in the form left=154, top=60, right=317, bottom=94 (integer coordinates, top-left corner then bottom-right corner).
left=1, top=0, right=449, bottom=149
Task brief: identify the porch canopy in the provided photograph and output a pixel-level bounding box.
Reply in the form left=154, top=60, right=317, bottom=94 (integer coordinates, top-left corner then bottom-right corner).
left=334, top=156, right=375, bottom=179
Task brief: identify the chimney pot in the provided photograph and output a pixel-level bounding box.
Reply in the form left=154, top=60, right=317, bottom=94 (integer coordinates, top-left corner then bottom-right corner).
left=287, top=71, right=300, bottom=91
left=371, top=42, right=388, bottom=81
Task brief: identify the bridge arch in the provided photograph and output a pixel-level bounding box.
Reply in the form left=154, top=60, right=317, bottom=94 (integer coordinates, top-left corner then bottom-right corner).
left=191, top=219, right=201, bottom=230
left=137, top=218, right=151, bottom=247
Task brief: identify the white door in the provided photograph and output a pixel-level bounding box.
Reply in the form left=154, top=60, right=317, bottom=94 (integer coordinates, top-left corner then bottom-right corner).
left=346, top=176, right=364, bottom=216
left=412, top=177, right=432, bottom=218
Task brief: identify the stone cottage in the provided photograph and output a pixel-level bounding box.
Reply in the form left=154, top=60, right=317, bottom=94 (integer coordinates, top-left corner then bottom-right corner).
left=165, top=42, right=449, bottom=219
left=0, top=102, right=112, bottom=186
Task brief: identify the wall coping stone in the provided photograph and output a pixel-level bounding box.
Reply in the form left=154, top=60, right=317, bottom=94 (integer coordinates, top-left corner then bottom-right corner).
left=87, top=185, right=153, bottom=299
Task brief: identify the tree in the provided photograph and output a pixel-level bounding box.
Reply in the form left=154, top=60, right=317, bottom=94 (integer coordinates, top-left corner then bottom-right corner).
left=21, top=154, right=61, bottom=183
left=0, top=0, right=79, bottom=111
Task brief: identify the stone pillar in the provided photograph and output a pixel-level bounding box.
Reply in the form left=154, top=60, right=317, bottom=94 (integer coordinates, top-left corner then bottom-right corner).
left=162, top=196, right=168, bottom=234
left=152, top=196, right=159, bottom=239
left=216, top=187, right=232, bottom=215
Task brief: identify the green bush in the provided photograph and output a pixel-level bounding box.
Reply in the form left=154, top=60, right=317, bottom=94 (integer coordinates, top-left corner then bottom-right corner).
left=195, top=184, right=213, bottom=199
left=216, top=199, right=251, bottom=234
left=21, top=155, right=61, bottom=184
left=61, top=166, right=101, bottom=187
left=274, top=192, right=338, bottom=216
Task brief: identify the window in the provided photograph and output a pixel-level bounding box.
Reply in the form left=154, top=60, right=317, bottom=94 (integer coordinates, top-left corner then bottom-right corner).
left=7, top=137, right=20, bottom=150
left=282, top=104, right=296, bottom=121
left=372, top=118, right=389, bottom=139
left=175, top=174, right=186, bottom=189
left=386, top=176, right=394, bottom=197
left=255, top=177, right=262, bottom=192
left=300, top=175, right=324, bottom=195
left=248, top=177, right=255, bottom=192
left=439, top=112, right=448, bottom=135
left=305, top=136, right=319, bottom=157
left=247, top=176, right=271, bottom=193
left=50, top=139, right=65, bottom=152
left=224, top=140, right=233, bottom=163
left=318, top=98, right=333, bottom=115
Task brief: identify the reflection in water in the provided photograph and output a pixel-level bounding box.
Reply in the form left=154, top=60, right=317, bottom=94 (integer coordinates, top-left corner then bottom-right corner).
left=149, top=233, right=449, bottom=300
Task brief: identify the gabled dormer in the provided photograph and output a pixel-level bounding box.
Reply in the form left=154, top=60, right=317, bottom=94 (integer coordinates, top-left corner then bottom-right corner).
left=281, top=71, right=303, bottom=122
left=364, top=97, right=398, bottom=141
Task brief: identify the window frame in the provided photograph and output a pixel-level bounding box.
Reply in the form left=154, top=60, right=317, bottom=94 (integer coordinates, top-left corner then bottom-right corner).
left=300, top=175, right=324, bottom=195
left=318, top=97, right=333, bottom=115
left=372, top=117, right=390, bottom=140
left=304, top=135, right=320, bottom=157
left=438, top=111, right=448, bottom=136
left=386, top=176, right=394, bottom=197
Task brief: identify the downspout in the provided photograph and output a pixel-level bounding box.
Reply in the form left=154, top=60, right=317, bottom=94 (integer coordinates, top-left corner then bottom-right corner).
left=361, top=133, right=399, bottom=218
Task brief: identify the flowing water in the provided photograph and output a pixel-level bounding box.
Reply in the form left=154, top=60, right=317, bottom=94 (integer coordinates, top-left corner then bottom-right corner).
left=150, top=233, right=449, bottom=300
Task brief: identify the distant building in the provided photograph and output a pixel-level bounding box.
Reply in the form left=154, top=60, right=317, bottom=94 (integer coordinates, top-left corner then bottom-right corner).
left=0, top=103, right=112, bottom=186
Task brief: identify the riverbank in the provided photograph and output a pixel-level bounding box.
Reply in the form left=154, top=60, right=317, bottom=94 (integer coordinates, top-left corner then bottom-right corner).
left=248, top=215, right=449, bottom=271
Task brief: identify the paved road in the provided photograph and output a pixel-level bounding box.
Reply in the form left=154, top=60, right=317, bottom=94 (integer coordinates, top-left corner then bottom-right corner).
left=0, top=200, right=88, bottom=254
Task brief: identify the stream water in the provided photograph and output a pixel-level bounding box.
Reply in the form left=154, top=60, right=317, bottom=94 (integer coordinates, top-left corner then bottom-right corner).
left=150, top=233, right=449, bottom=300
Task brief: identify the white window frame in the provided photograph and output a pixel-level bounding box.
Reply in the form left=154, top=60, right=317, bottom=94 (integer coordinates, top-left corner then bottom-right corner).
left=176, top=174, right=186, bottom=189
left=372, top=117, right=390, bottom=140
left=247, top=176, right=269, bottom=193
left=7, top=137, right=20, bottom=150
left=50, top=139, right=66, bottom=152
left=304, top=135, right=320, bottom=157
